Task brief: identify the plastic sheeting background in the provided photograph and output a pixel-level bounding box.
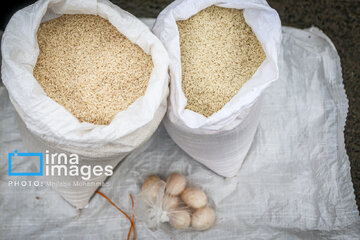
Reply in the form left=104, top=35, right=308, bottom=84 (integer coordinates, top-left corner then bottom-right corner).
left=0, top=20, right=359, bottom=239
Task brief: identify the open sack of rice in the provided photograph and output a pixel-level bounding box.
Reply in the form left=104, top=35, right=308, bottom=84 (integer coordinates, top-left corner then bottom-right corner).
left=1, top=0, right=169, bottom=208
left=153, top=0, right=281, bottom=177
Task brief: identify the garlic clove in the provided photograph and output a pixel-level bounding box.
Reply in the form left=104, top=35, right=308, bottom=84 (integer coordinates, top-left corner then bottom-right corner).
left=191, top=207, right=216, bottom=230
left=181, top=187, right=207, bottom=209
left=141, top=175, right=161, bottom=192
left=165, top=173, right=186, bottom=196
left=141, top=175, right=162, bottom=202
left=169, top=209, right=191, bottom=229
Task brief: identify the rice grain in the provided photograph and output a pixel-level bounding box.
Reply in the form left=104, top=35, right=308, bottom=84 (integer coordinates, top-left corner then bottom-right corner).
left=177, top=6, right=265, bottom=117
left=34, top=14, right=153, bottom=125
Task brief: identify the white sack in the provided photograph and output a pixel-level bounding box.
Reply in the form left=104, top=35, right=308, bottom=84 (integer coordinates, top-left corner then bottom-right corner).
left=153, top=0, right=282, bottom=177
left=1, top=0, right=169, bottom=208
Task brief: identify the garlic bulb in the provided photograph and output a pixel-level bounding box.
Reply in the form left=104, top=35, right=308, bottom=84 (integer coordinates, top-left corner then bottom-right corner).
left=165, top=173, right=186, bottom=196
left=169, top=209, right=191, bottom=229
left=181, top=187, right=207, bottom=209
left=191, top=207, right=216, bottom=230
left=142, top=175, right=161, bottom=192
left=163, top=194, right=179, bottom=211
left=141, top=175, right=162, bottom=201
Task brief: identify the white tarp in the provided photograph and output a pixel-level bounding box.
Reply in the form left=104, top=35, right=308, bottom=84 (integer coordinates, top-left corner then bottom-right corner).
left=0, top=20, right=359, bottom=239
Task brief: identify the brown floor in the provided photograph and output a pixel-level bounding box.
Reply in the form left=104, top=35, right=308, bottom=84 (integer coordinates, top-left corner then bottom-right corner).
left=110, top=0, right=360, bottom=211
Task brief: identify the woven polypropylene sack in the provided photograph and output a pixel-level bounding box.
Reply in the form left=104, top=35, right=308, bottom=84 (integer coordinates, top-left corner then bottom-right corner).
left=1, top=0, right=169, bottom=208
left=153, top=0, right=281, bottom=177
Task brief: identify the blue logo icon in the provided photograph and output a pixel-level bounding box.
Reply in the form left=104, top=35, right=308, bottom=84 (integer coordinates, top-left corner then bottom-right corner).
left=8, top=150, right=43, bottom=176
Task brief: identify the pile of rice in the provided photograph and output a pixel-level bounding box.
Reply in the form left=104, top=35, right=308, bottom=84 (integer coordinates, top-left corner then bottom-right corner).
left=177, top=6, right=266, bottom=117
left=34, top=14, right=153, bottom=125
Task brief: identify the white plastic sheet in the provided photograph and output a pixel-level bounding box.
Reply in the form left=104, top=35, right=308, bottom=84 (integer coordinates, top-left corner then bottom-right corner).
left=0, top=20, right=359, bottom=239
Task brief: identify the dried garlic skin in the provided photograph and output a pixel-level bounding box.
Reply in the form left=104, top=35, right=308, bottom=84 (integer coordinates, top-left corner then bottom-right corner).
left=163, top=194, right=179, bottom=211
left=165, top=173, right=186, bottom=196
left=181, top=187, right=208, bottom=209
